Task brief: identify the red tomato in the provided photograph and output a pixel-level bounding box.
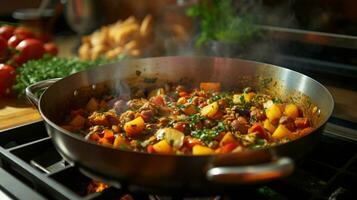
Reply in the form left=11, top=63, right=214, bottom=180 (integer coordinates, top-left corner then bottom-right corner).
left=14, top=27, right=34, bottom=39
left=0, top=25, right=15, bottom=40
left=151, top=96, right=165, bottom=106
left=44, top=42, right=58, bottom=55
left=0, top=37, right=7, bottom=58
left=14, top=38, right=45, bottom=65
left=0, top=64, right=16, bottom=96
left=7, top=35, right=25, bottom=48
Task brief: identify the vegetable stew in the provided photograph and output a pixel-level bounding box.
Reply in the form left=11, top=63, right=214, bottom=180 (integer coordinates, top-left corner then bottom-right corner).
left=62, top=82, right=315, bottom=155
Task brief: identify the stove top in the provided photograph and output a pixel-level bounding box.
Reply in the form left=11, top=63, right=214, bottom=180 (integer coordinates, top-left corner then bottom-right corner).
left=0, top=118, right=356, bottom=200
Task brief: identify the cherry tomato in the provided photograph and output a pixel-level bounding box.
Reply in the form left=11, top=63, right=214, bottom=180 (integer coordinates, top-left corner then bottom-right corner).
left=44, top=42, right=58, bottom=55
left=0, top=25, right=16, bottom=40
left=7, top=35, right=25, bottom=48
left=14, top=27, right=34, bottom=39
left=14, top=38, right=45, bottom=65
left=0, top=37, right=8, bottom=60
left=0, top=64, right=16, bottom=96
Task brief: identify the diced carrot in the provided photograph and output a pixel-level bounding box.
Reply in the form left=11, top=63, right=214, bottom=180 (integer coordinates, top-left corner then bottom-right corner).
left=299, top=127, right=314, bottom=137
left=103, top=129, right=115, bottom=142
left=182, top=104, right=198, bottom=115
left=215, top=142, right=238, bottom=154
left=147, top=144, right=155, bottom=153
left=179, top=91, right=188, bottom=97
left=248, top=123, right=264, bottom=134
left=124, top=116, right=145, bottom=137
left=295, top=117, right=310, bottom=129
left=249, top=123, right=269, bottom=139
left=88, top=133, right=100, bottom=141
left=200, top=82, right=221, bottom=92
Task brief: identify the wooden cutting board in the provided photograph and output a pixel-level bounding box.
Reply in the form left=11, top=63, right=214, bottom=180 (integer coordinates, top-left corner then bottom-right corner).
left=0, top=98, right=42, bottom=131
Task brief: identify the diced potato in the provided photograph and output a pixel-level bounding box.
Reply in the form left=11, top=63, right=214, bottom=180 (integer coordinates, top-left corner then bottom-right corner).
left=284, top=104, right=299, bottom=119
left=124, top=116, right=145, bottom=137
left=266, top=104, right=282, bottom=124
left=69, top=115, right=86, bottom=127
left=156, top=128, right=185, bottom=149
left=192, top=145, right=215, bottom=155
left=244, top=92, right=255, bottom=102
left=200, top=82, right=221, bottom=92
left=263, top=119, right=276, bottom=133
left=183, top=104, right=198, bottom=115
left=86, top=98, right=99, bottom=112
left=233, top=94, right=243, bottom=104
left=177, top=97, right=187, bottom=105
left=272, top=124, right=292, bottom=140
left=152, top=140, right=173, bottom=154
left=113, top=135, right=128, bottom=149
left=200, top=102, right=219, bottom=118
left=219, top=132, right=237, bottom=146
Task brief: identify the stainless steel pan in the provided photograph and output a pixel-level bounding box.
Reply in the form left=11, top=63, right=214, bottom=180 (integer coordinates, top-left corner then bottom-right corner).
left=26, top=56, right=334, bottom=193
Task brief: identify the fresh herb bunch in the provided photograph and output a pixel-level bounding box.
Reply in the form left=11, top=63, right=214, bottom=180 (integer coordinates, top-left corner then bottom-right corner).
left=186, top=0, right=260, bottom=46
left=13, top=54, right=125, bottom=97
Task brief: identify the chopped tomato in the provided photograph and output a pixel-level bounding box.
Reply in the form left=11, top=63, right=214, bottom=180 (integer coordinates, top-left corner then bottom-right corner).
left=215, top=142, right=237, bottom=154
left=184, top=136, right=202, bottom=149
left=151, top=95, right=165, bottom=106
left=147, top=144, right=155, bottom=153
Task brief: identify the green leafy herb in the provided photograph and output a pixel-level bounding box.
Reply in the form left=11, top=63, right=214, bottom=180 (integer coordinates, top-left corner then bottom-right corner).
left=13, top=55, right=125, bottom=97
left=191, top=121, right=226, bottom=144
left=272, top=97, right=283, bottom=104
left=186, top=0, right=260, bottom=46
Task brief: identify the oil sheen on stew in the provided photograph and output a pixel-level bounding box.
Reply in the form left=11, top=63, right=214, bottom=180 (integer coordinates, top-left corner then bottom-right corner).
left=61, top=82, right=314, bottom=155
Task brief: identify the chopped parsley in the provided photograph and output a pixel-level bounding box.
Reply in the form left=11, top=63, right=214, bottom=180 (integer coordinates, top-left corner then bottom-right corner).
left=191, top=121, right=226, bottom=144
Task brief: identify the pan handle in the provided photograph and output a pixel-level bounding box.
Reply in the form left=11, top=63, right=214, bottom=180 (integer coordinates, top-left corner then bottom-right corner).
left=25, top=78, right=61, bottom=107
left=206, top=157, right=294, bottom=183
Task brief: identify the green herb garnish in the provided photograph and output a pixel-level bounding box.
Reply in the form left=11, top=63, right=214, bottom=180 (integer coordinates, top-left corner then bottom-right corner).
left=13, top=55, right=125, bottom=97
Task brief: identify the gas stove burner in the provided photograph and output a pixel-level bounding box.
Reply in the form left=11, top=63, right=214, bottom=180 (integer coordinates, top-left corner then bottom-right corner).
left=0, top=119, right=356, bottom=200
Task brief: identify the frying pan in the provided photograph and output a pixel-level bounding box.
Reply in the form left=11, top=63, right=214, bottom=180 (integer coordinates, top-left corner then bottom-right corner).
left=26, top=56, right=334, bottom=194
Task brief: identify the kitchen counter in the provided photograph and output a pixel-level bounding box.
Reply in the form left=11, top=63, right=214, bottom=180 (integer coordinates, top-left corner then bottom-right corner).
left=0, top=36, right=77, bottom=131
